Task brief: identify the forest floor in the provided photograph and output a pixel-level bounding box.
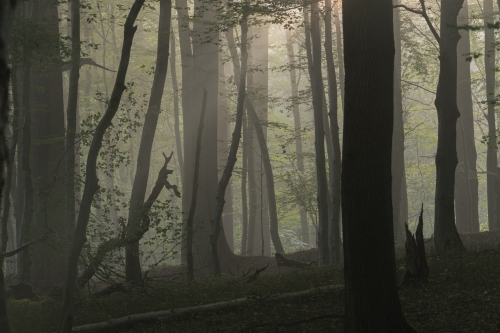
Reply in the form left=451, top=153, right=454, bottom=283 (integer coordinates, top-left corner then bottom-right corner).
left=6, top=230, right=500, bottom=333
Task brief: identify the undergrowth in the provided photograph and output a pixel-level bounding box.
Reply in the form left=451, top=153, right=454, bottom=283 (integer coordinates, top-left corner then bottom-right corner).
left=7, top=249, right=500, bottom=332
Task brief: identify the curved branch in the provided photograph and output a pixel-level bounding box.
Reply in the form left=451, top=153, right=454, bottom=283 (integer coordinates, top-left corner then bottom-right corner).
left=394, top=0, right=440, bottom=44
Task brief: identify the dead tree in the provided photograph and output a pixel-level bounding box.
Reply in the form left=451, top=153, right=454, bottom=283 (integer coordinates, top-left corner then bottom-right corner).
left=402, top=204, right=429, bottom=285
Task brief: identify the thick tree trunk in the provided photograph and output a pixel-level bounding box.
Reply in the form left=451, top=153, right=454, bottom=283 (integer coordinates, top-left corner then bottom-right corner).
left=484, top=0, right=498, bottom=231
left=125, top=0, right=171, bottom=284
left=58, top=2, right=145, bottom=331
left=65, top=0, right=80, bottom=247
left=455, top=0, right=479, bottom=233
left=285, top=30, right=309, bottom=245
left=392, top=0, right=407, bottom=241
left=211, top=19, right=248, bottom=275
left=342, top=0, right=416, bottom=329
left=310, top=3, right=330, bottom=265
left=433, top=0, right=465, bottom=252
left=325, top=0, right=342, bottom=263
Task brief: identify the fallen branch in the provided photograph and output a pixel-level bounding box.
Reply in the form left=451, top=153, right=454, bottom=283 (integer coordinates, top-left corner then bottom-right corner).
left=275, top=253, right=310, bottom=268
left=66, top=284, right=344, bottom=332
left=245, top=263, right=269, bottom=283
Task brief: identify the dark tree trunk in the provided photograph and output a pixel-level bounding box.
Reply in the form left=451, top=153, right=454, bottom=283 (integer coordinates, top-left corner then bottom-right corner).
left=342, top=0, right=416, bottom=329
left=125, top=0, right=171, bottom=284
left=455, top=0, right=479, bottom=233
left=64, top=0, right=80, bottom=248
left=59, top=1, right=145, bottom=331
left=285, top=30, right=309, bottom=245
left=325, top=0, right=342, bottom=263
left=310, top=2, right=329, bottom=265
left=392, top=0, right=407, bottom=241
left=211, top=18, right=248, bottom=275
left=484, top=0, right=497, bottom=231
left=433, top=0, right=465, bottom=251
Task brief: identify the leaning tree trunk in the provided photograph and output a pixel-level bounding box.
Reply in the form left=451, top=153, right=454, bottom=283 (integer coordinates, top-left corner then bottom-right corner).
left=65, top=0, right=81, bottom=244
left=125, top=0, right=171, bottom=283
left=342, top=0, right=416, bottom=329
left=285, top=30, right=308, bottom=245
left=433, top=0, right=465, bottom=251
left=484, top=0, right=498, bottom=231
left=325, top=0, right=342, bottom=263
left=226, top=27, right=285, bottom=254
left=211, top=19, right=248, bottom=276
left=309, top=2, right=330, bottom=265
left=59, top=1, right=145, bottom=331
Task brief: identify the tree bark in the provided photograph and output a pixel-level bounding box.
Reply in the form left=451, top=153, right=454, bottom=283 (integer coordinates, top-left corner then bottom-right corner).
left=59, top=1, right=145, bottom=331
left=241, top=111, right=249, bottom=255
left=325, top=0, right=342, bottom=263
left=246, top=52, right=257, bottom=256
left=433, top=0, right=465, bottom=251
left=170, top=29, right=184, bottom=184
left=285, top=30, right=309, bottom=245
left=484, top=0, right=497, bottom=231
left=310, top=2, right=330, bottom=265
left=392, top=0, right=407, bottom=241
left=334, top=2, right=344, bottom=111
left=211, top=19, right=248, bottom=276
left=342, top=0, right=416, bottom=329
left=125, top=0, right=171, bottom=283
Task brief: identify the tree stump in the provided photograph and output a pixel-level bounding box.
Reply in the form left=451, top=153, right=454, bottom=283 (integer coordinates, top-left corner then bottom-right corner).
left=402, top=204, right=429, bottom=285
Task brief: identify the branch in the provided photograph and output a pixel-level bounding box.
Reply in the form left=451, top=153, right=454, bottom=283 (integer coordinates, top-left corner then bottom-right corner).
left=394, top=0, right=440, bottom=44
left=1, top=234, right=48, bottom=258
left=61, top=58, right=116, bottom=72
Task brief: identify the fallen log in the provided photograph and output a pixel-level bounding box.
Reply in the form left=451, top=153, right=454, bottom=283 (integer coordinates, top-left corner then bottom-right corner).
left=275, top=253, right=310, bottom=268
left=66, top=284, right=344, bottom=332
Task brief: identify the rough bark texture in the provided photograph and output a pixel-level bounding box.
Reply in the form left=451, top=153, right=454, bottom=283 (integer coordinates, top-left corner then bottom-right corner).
left=211, top=19, right=248, bottom=276
left=310, top=3, right=329, bottom=265
left=484, top=0, right=498, bottom=231
left=58, top=2, right=144, bottom=331
left=125, top=0, right=171, bottom=283
left=325, top=0, right=342, bottom=263
left=433, top=0, right=465, bottom=251
left=342, top=0, right=416, bottom=330
left=392, top=0, right=408, bottom=241
left=285, top=30, right=309, bottom=245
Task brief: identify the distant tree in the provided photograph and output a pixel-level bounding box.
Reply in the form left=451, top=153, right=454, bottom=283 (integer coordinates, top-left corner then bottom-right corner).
left=342, top=0, right=416, bottom=329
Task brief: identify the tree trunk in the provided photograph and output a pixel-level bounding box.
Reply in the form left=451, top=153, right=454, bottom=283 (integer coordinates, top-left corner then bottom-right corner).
left=246, top=52, right=257, bottom=256
left=334, top=2, right=344, bottom=111
left=170, top=29, right=184, bottom=184
left=325, top=0, right=342, bottom=263
left=125, top=0, right=171, bottom=284
left=285, top=30, right=309, bottom=245
left=211, top=18, right=248, bottom=276
left=241, top=110, right=249, bottom=255
left=433, top=0, right=465, bottom=252
left=226, top=26, right=284, bottom=255
left=342, top=0, right=416, bottom=329
left=455, top=0, right=479, bottom=233
left=309, top=3, right=330, bottom=265
left=65, top=0, right=80, bottom=249
left=392, top=0, right=407, bottom=241
left=59, top=2, right=145, bottom=331
left=484, top=0, right=498, bottom=231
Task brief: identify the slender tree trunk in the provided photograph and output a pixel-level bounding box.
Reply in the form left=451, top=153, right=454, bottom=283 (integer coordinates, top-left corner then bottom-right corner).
left=212, top=19, right=248, bottom=276
left=65, top=0, right=80, bottom=247
left=433, top=0, right=465, bottom=251
left=285, top=30, right=308, bottom=245
left=325, top=0, right=342, bottom=263
left=170, top=30, right=184, bottom=184
left=310, top=2, right=329, bottom=265
left=392, top=0, right=407, bottom=241
left=226, top=26, right=284, bottom=254
left=484, top=0, right=498, bottom=231
left=59, top=2, right=145, bottom=331
left=342, top=0, right=415, bottom=329
left=334, top=2, right=344, bottom=111
left=241, top=111, right=249, bottom=255
left=246, top=53, right=257, bottom=256
left=456, top=0, right=479, bottom=233
left=125, top=0, right=171, bottom=283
